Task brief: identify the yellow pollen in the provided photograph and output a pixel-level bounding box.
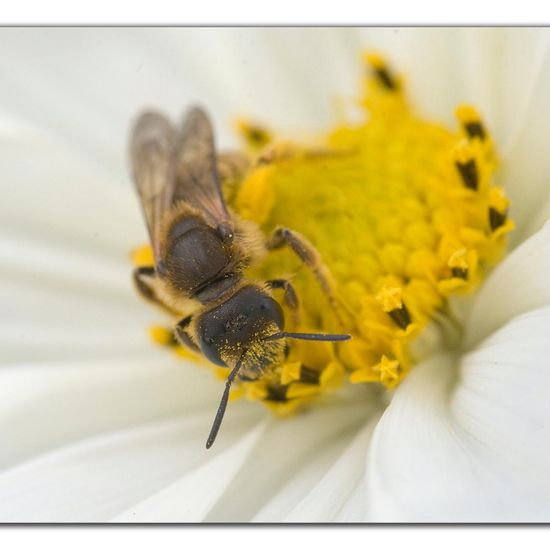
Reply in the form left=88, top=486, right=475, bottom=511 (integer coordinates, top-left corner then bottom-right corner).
left=363, top=51, right=386, bottom=69
left=235, top=118, right=273, bottom=151
left=448, top=248, right=469, bottom=270
left=149, top=325, right=174, bottom=346
left=376, top=287, right=404, bottom=313
left=489, top=186, right=510, bottom=214
left=135, top=52, right=513, bottom=416
left=280, top=361, right=302, bottom=385
left=372, top=355, right=401, bottom=385
left=131, top=244, right=154, bottom=267
left=456, top=104, right=482, bottom=126
left=454, top=139, right=475, bottom=165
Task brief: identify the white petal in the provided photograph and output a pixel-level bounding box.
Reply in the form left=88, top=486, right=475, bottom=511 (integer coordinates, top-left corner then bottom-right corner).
left=112, top=422, right=268, bottom=523
left=276, top=415, right=381, bottom=522
left=0, top=118, right=149, bottom=353
left=0, top=238, right=154, bottom=366
left=0, top=387, right=378, bottom=522
left=367, top=307, right=550, bottom=522
left=0, top=354, right=224, bottom=470
left=0, top=118, right=144, bottom=257
left=0, top=407, right=263, bottom=522
left=497, top=31, right=550, bottom=240
left=248, top=389, right=382, bottom=523
left=465, top=220, right=550, bottom=350
left=0, top=27, right=364, bottom=164
left=112, top=388, right=379, bottom=523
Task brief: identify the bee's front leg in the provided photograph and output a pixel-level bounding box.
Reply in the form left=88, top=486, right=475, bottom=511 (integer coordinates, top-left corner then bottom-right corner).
left=266, top=278, right=300, bottom=327
left=267, top=227, right=335, bottom=300
left=174, top=315, right=200, bottom=354
left=266, top=227, right=351, bottom=327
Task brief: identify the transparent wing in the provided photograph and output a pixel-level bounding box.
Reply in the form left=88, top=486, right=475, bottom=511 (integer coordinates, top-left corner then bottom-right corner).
left=174, top=107, right=230, bottom=226
left=130, top=111, right=177, bottom=263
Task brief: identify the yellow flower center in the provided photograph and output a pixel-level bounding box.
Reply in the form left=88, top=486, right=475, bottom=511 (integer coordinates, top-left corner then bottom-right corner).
left=134, top=52, right=514, bottom=416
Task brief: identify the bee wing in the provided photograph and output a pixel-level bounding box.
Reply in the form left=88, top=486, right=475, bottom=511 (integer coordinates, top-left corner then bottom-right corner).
left=173, top=107, right=230, bottom=226
left=130, top=111, right=177, bottom=263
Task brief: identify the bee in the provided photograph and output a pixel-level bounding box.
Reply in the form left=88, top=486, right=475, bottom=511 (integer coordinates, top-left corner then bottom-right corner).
left=130, top=107, right=350, bottom=449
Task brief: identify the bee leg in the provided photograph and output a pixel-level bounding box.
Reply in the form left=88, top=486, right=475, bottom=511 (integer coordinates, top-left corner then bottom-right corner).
left=133, top=266, right=157, bottom=303
left=174, top=315, right=200, bottom=354
left=133, top=266, right=181, bottom=316
left=266, top=278, right=300, bottom=327
left=266, top=227, right=351, bottom=326
left=267, top=227, right=334, bottom=298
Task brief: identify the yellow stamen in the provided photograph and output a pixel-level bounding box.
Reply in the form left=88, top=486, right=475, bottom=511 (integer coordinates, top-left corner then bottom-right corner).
left=456, top=104, right=487, bottom=140
left=376, top=286, right=404, bottom=313
left=235, top=118, right=273, bottom=151
left=280, top=361, right=302, bottom=385
left=149, top=325, right=174, bottom=346
left=131, top=244, right=154, bottom=267
left=372, top=355, right=401, bottom=385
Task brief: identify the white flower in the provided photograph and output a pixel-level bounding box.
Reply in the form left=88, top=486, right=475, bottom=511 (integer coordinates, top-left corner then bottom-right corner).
left=1, top=27, right=550, bottom=522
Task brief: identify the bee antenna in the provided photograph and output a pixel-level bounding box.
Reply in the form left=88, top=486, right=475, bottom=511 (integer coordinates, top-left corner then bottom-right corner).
left=206, top=351, right=246, bottom=450
left=264, top=331, right=351, bottom=342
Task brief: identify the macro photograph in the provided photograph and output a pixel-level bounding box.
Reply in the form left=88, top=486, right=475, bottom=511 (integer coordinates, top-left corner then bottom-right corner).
left=1, top=26, right=550, bottom=524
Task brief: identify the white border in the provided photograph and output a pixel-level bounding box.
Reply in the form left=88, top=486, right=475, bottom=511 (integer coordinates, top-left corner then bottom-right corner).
left=1, top=0, right=550, bottom=25
left=2, top=525, right=549, bottom=549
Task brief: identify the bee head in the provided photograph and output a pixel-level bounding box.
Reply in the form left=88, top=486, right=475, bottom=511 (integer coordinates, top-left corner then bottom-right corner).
left=199, top=285, right=351, bottom=449
left=196, top=285, right=285, bottom=372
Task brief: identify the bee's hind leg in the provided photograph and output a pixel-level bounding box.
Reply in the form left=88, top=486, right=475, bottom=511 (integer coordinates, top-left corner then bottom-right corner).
left=266, top=278, right=300, bottom=327
left=174, top=315, right=200, bottom=354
